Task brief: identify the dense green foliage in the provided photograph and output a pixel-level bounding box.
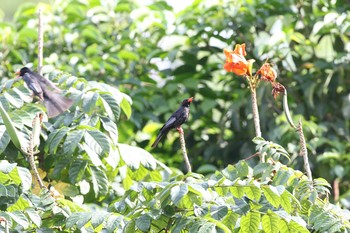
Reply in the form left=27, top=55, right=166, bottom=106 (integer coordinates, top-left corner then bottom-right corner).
left=0, top=0, right=349, bottom=232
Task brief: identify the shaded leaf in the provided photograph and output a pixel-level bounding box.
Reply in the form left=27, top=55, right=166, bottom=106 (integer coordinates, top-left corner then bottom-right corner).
left=210, top=205, right=228, bottom=220
left=63, top=129, right=84, bottom=155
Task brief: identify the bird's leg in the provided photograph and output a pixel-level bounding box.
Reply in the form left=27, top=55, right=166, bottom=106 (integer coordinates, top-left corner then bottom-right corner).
left=176, top=127, right=183, bottom=134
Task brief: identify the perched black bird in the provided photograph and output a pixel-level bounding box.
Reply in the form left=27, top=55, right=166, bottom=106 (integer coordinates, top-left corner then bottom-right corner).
left=151, top=97, right=193, bottom=148
left=16, top=67, right=73, bottom=118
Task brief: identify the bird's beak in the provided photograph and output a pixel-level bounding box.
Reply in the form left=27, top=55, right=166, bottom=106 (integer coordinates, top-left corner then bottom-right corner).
left=15, top=70, right=20, bottom=78
left=188, top=97, right=194, bottom=102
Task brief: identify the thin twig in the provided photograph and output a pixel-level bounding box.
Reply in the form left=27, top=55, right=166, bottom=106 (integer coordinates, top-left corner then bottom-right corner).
left=244, top=152, right=261, bottom=161
left=177, top=127, right=192, bottom=173
left=37, top=7, right=44, bottom=75
left=297, top=119, right=312, bottom=181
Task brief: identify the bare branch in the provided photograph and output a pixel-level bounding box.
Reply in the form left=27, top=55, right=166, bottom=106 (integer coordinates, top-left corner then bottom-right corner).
left=177, top=127, right=192, bottom=173
left=37, top=7, right=44, bottom=75
left=297, top=119, right=312, bottom=181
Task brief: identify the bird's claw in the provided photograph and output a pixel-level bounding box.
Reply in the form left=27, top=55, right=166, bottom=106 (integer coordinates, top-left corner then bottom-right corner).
left=176, top=127, right=184, bottom=134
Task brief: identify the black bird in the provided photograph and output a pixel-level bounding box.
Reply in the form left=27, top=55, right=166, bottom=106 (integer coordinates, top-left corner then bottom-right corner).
left=16, top=67, right=73, bottom=118
left=151, top=97, right=193, bottom=148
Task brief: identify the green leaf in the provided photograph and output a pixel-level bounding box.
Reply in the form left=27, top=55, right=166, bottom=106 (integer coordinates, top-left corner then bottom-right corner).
left=252, top=163, right=271, bottom=177
left=245, top=185, right=262, bottom=201
left=118, top=143, right=157, bottom=170
left=120, top=97, right=132, bottom=119
left=8, top=211, right=29, bottom=228
left=236, top=160, right=249, bottom=178
left=0, top=102, right=22, bottom=151
left=280, top=191, right=292, bottom=213
left=197, top=222, right=215, bottom=233
left=26, top=207, right=42, bottom=227
left=221, top=165, right=239, bottom=181
left=47, top=128, right=70, bottom=154
left=82, top=143, right=103, bottom=167
left=136, top=214, right=151, bottom=232
left=170, top=184, right=188, bottom=205
left=262, top=212, right=279, bottom=233
left=289, top=220, right=309, bottom=233
left=0, top=184, right=7, bottom=196
left=66, top=213, right=80, bottom=228
left=3, top=91, right=23, bottom=108
left=90, top=166, right=108, bottom=197
left=124, top=219, right=136, bottom=233
left=0, top=125, right=10, bottom=154
left=100, top=93, right=120, bottom=121
left=279, top=219, right=291, bottom=233
left=76, top=212, right=92, bottom=228
left=82, top=91, right=100, bottom=113
left=118, top=50, right=139, bottom=61
left=240, top=212, right=260, bottom=233
left=69, top=160, right=87, bottom=183
left=0, top=161, right=17, bottom=174
left=85, top=129, right=110, bottom=155
left=17, top=167, right=32, bottom=192
left=210, top=205, right=228, bottom=220
left=91, top=211, right=110, bottom=228
left=63, top=129, right=84, bottom=155
left=7, top=195, right=31, bottom=212
left=230, top=186, right=245, bottom=198
left=262, top=186, right=281, bottom=208
left=100, top=117, right=118, bottom=144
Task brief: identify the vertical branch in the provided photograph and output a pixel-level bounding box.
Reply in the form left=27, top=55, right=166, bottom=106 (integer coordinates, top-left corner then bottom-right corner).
left=297, top=119, right=312, bottom=181
left=250, top=88, right=262, bottom=137
left=178, top=127, right=192, bottom=173
left=37, top=7, right=44, bottom=75
left=27, top=114, right=46, bottom=189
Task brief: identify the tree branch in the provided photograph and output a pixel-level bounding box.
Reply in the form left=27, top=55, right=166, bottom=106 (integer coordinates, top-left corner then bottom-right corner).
left=177, top=127, right=192, bottom=173
left=297, top=119, right=312, bottom=181
left=250, top=88, right=262, bottom=138
left=27, top=113, right=46, bottom=189
left=37, top=7, right=44, bottom=75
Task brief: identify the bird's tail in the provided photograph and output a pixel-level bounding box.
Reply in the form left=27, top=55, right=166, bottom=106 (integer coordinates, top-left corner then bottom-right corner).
left=151, top=132, right=165, bottom=148
left=44, top=89, right=73, bottom=118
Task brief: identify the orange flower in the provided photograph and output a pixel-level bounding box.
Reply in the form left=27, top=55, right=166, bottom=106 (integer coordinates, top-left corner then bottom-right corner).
left=258, top=63, right=277, bottom=82
left=224, top=44, right=255, bottom=76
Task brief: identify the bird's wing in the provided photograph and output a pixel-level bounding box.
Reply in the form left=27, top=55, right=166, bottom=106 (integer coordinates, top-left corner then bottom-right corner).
left=23, top=73, right=43, bottom=95
left=33, top=72, right=62, bottom=92
left=160, top=116, right=176, bottom=131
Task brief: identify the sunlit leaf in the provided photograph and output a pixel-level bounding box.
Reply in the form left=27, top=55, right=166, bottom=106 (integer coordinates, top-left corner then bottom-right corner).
left=262, top=212, right=279, bottom=233
left=89, top=165, right=108, bottom=197
left=118, top=143, right=157, bottom=170
left=170, top=184, right=188, bottom=205
left=240, top=212, right=260, bottom=233
left=0, top=102, right=22, bottom=151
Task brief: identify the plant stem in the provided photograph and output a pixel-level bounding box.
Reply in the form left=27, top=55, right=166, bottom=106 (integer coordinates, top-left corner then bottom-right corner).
left=27, top=146, right=46, bottom=189
left=38, top=7, right=44, bottom=75
left=178, top=127, right=192, bottom=173
left=27, top=114, right=46, bottom=189
left=250, top=88, right=261, bottom=138
left=297, top=119, right=312, bottom=181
